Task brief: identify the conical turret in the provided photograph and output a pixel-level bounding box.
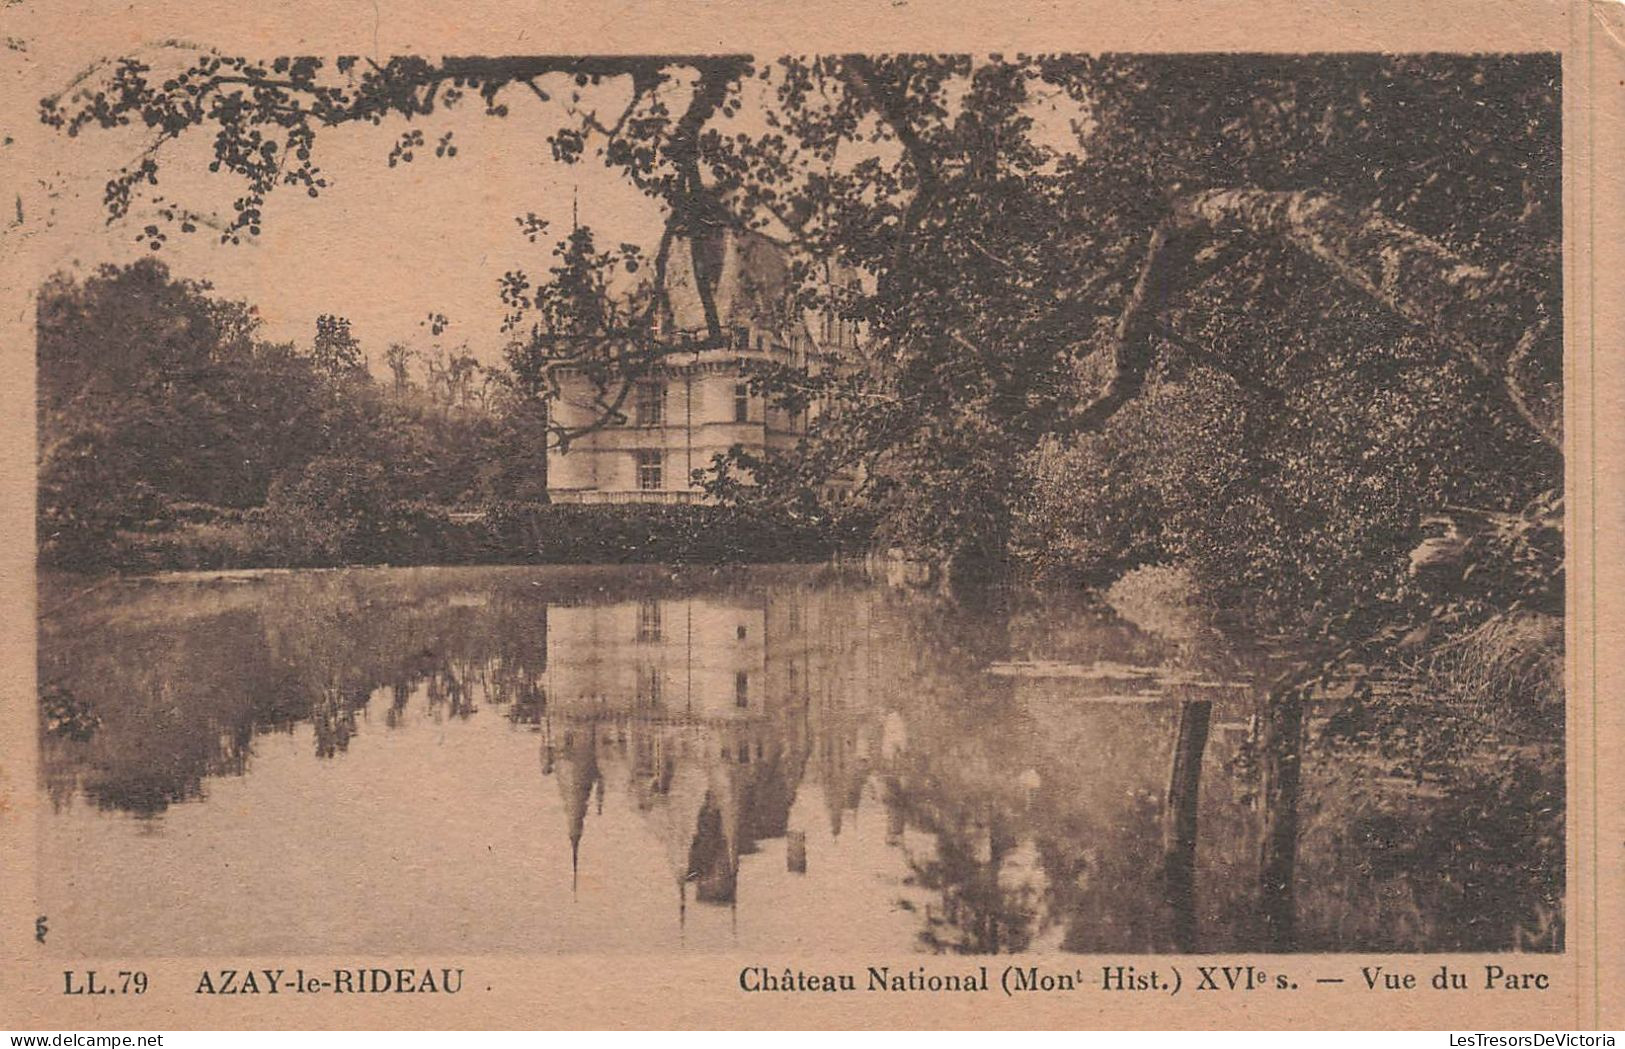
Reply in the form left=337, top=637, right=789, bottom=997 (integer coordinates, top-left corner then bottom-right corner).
left=554, top=726, right=602, bottom=895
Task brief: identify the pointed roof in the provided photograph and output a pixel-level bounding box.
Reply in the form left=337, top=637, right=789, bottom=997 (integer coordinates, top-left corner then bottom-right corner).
left=660, top=230, right=801, bottom=337
left=554, top=726, right=602, bottom=893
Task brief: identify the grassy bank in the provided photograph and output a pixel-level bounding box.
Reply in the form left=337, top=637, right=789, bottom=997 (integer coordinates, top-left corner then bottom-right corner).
left=66, top=501, right=865, bottom=574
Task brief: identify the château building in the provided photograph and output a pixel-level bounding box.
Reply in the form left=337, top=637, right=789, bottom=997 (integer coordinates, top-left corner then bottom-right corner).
left=545, top=230, right=859, bottom=504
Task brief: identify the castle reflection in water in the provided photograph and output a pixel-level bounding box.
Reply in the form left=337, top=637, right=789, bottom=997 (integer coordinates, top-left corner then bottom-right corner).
left=539, top=591, right=898, bottom=917
left=505, top=580, right=1258, bottom=952
left=39, top=565, right=1534, bottom=955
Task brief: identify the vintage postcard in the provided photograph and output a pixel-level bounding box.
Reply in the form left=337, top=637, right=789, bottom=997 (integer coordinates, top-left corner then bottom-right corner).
left=1, top=0, right=1619, bottom=1031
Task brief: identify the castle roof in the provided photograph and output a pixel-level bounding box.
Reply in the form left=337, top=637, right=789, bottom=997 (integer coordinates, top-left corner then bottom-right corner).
left=659, top=230, right=801, bottom=337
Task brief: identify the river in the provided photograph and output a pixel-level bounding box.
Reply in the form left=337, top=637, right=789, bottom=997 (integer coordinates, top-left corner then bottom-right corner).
left=35, top=564, right=1552, bottom=955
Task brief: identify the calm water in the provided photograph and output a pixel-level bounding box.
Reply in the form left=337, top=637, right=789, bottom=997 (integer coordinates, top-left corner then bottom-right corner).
left=36, top=564, right=1543, bottom=956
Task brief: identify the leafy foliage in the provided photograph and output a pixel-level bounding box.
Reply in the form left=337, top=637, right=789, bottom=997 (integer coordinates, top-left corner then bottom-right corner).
left=38, top=260, right=548, bottom=569
left=40, top=53, right=1560, bottom=574
left=310, top=314, right=362, bottom=375
left=41, top=53, right=1562, bottom=612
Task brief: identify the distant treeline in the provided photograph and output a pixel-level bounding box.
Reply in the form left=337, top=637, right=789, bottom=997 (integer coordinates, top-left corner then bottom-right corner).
left=36, top=259, right=855, bottom=572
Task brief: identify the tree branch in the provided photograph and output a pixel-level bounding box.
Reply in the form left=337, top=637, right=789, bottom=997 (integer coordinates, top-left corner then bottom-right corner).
left=1068, top=188, right=1562, bottom=452
left=1180, top=188, right=1561, bottom=450
left=840, top=55, right=943, bottom=303
left=1151, top=318, right=1284, bottom=408
left=1068, top=217, right=1194, bottom=432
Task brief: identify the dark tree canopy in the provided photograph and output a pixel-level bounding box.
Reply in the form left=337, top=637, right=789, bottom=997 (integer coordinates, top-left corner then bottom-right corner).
left=42, top=51, right=1561, bottom=602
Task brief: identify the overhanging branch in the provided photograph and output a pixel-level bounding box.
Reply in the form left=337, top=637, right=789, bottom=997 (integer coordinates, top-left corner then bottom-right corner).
left=1070, top=188, right=1562, bottom=452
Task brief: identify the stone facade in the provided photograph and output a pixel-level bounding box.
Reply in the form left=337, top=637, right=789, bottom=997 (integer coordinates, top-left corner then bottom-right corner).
left=546, top=231, right=857, bottom=504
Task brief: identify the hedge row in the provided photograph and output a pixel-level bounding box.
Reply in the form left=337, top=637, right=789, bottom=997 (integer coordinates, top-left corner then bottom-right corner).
left=81, top=501, right=865, bottom=574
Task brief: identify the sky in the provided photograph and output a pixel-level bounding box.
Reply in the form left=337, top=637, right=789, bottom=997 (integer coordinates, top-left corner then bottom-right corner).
left=14, top=39, right=669, bottom=369
left=7, top=13, right=1092, bottom=373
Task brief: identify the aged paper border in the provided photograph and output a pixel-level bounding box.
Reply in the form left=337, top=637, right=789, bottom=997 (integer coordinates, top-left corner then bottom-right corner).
left=1, top=0, right=1619, bottom=1030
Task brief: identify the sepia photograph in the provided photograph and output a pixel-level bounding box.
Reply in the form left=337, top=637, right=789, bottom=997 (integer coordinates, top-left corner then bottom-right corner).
left=6, top=1, right=1616, bottom=1029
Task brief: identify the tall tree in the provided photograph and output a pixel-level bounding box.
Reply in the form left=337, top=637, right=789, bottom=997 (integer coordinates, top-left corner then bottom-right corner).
left=311, top=313, right=362, bottom=375
left=42, top=52, right=1561, bottom=591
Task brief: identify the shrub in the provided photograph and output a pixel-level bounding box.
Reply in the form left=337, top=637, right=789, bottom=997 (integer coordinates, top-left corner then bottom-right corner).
left=1421, top=612, right=1563, bottom=740
left=1103, top=564, right=1212, bottom=641
left=86, top=498, right=861, bottom=573
left=476, top=501, right=859, bottom=566
left=37, top=430, right=163, bottom=571
left=121, top=521, right=266, bottom=572
left=260, top=455, right=410, bottom=565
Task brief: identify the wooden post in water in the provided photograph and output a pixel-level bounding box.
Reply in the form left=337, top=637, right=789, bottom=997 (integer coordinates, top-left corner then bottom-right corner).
left=1163, top=698, right=1212, bottom=952
left=786, top=830, right=807, bottom=874
left=1258, top=685, right=1305, bottom=950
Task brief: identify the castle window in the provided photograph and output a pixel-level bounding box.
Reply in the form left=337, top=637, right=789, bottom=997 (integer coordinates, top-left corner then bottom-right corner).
left=735, top=671, right=749, bottom=708
left=635, top=382, right=665, bottom=427
left=637, top=665, right=662, bottom=706
left=637, top=600, right=663, bottom=643
left=733, top=326, right=750, bottom=350
left=635, top=450, right=663, bottom=491
left=734, top=383, right=750, bottom=423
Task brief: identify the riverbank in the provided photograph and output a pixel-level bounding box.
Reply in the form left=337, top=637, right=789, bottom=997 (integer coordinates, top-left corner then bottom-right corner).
left=35, top=560, right=1563, bottom=953
left=49, top=501, right=871, bottom=575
